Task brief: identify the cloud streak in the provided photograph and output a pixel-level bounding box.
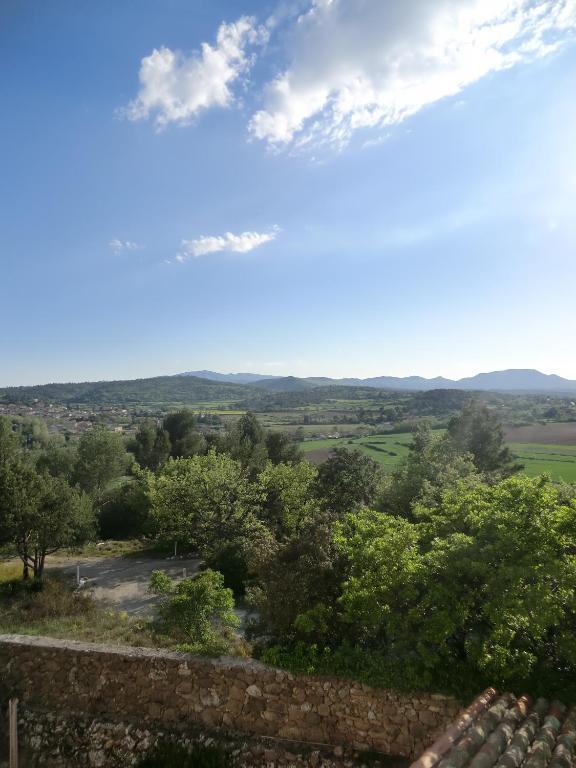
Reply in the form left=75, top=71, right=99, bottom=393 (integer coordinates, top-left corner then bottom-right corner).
left=250, top=0, right=576, bottom=150
left=176, top=227, right=280, bottom=261
left=109, top=239, right=142, bottom=254
left=123, top=16, right=267, bottom=129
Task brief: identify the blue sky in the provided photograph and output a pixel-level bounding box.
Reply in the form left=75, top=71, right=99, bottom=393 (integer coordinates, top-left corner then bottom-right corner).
left=1, top=0, right=575, bottom=386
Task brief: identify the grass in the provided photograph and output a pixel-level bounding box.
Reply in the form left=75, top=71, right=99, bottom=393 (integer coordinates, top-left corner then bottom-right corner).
left=0, top=562, right=23, bottom=583
left=301, top=432, right=413, bottom=470
left=0, top=575, right=172, bottom=648
left=510, top=442, right=576, bottom=483
left=300, top=432, right=576, bottom=482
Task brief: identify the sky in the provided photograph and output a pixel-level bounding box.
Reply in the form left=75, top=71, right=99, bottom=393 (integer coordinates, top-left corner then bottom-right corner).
left=1, top=0, right=576, bottom=387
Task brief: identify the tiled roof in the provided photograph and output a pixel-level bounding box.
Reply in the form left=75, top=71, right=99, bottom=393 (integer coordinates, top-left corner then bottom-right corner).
left=411, top=689, right=576, bottom=768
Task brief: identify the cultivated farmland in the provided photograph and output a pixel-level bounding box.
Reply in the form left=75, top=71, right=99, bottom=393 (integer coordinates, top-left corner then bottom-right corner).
left=300, top=430, right=576, bottom=483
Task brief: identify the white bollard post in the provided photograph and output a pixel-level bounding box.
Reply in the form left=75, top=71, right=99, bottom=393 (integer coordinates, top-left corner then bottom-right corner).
left=76, top=563, right=80, bottom=587
left=182, top=568, right=187, bottom=579
left=9, top=697, right=18, bottom=768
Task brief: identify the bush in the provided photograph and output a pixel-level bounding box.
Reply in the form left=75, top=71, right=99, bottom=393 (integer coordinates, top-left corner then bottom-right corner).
left=0, top=576, right=95, bottom=619
left=136, top=742, right=231, bottom=768
left=149, top=569, right=239, bottom=654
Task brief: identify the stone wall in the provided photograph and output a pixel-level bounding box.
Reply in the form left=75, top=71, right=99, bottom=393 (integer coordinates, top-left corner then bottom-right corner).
left=0, top=635, right=461, bottom=761
left=9, top=706, right=405, bottom=768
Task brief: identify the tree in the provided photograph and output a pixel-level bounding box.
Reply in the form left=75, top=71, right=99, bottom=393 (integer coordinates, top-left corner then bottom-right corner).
left=36, top=439, right=77, bottom=481
left=225, top=412, right=268, bottom=475
left=73, top=427, right=131, bottom=495
left=447, top=401, right=521, bottom=476
left=147, top=451, right=261, bottom=559
left=316, top=448, right=383, bottom=517
left=382, top=424, right=477, bottom=518
left=256, top=460, right=320, bottom=537
left=131, top=420, right=171, bottom=470
left=248, top=511, right=346, bottom=644
left=335, top=476, right=576, bottom=690
left=0, top=465, right=95, bottom=579
left=163, top=410, right=205, bottom=458
left=98, top=478, right=150, bottom=539
left=150, top=568, right=239, bottom=652
left=264, top=431, right=302, bottom=465
left=0, top=417, right=19, bottom=466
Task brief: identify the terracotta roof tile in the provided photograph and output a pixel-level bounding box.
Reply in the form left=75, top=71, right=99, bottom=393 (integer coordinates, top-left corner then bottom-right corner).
left=413, top=695, right=576, bottom=768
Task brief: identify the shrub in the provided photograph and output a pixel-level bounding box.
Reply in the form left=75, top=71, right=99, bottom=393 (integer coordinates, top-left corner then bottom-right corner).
left=149, top=569, right=239, bottom=654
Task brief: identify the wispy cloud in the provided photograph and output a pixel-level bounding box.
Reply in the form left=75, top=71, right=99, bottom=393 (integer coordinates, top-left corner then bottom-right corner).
left=109, top=239, right=143, bottom=254
left=250, top=0, right=576, bottom=150
left=121, top=17, right=267, bottom=129
left=176, top=227, right=280, bottom=262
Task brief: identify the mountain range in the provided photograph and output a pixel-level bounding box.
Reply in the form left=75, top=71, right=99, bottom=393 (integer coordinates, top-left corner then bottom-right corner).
left=183, top=369, right=576, bottom=394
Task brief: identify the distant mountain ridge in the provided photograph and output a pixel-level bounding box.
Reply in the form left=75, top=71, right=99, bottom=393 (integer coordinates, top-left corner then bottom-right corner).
left=181, top=368, right=576, bottom=394
left=182, top=370, right=281, bottom=384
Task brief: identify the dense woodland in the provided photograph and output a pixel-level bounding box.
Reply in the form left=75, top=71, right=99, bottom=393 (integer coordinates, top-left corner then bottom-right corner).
left=1, top=402, right=576, bottom=700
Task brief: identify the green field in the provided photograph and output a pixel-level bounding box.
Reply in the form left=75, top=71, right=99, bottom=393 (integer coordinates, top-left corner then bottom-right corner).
left=300, top=432, right=576, bottom=482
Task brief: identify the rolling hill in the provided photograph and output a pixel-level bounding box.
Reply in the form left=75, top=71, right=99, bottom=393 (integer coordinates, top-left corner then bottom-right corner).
left=0, top=376, right=252, bottom=406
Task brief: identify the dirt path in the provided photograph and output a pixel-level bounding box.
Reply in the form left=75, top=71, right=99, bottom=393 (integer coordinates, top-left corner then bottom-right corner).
left=46, top=555, right=202, bottom=616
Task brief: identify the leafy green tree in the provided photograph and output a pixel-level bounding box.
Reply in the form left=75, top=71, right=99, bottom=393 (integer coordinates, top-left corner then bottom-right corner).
left=0, top=465, right=95, bottom=579
left=163, top=410, right=206, bottom=458
left=0, top=417, right=19, bottom=466
left=256, top=460, right=320, bottom=537
left=73, top=427, right=131, bottom=495
left=35, top=439, right=77, bottom=481
left=248, top=512, right=346, bottom=643
left=264, top=431, right=302, bottom=465
left=335, top=476, right=576, bottom=690
left=150, top=568, right=239, bottom=652
left=225, top=412, right=268, bottom=475
left=147, top=451, right=261, bottom=559
left=316, top=448, right=383, bottom=517
left=9, top=416, right=50, bottom=450
left=98, top=478, right=150, bottom=539
left=131, top=420, right=171, bottom=470
left=447, top=401, right=521, bottom=476
left=382, top=424, right=477, bottom=518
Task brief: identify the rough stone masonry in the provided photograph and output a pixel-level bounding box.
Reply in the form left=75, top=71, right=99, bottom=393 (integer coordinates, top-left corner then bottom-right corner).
left=0, top=634, right=461, bottom=760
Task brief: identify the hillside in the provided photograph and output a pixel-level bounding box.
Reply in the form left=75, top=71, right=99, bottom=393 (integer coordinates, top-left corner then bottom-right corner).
left=0, top=376, right=252, bottom=406
left=250, top=376, right=320, bottom=392
left=181, top=368, right=576, bottom=394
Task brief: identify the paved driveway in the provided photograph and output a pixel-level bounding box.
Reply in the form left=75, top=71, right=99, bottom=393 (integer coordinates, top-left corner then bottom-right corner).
left=47, top=556, right=202, bottom=616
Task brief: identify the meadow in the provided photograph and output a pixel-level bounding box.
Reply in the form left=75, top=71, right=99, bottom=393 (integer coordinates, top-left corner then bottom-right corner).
left=300, top=431, right=576, bottom=483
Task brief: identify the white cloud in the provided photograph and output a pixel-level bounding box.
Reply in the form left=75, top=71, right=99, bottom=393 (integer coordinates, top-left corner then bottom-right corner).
left=109, top=239, right=142, bottom=254
left=250, top=0, right=576, bottom=150
left=123, top=17, right=267, bottom=129
left=176, top=227, right=280, bottom=261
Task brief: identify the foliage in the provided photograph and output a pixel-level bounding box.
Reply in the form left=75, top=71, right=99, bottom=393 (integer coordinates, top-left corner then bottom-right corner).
left=98, top=478, right=151, bottom=539
left=150, top=569, right=239, bottom=653
left=334, top=475, right=576, bottom=692
left=316, top=448, right=384, bottom=517
left=163, top=410, right=206, bottom=458
left=147, top=451, right=262, bottom=558
left=0, top=417, right=19, bottom=465
left=0, top=462, right=95, bottom=579
left=131, top=420, right=171, bottom=469
left=256, top=461, right=320, bottom=537
left=383, top=423, right=478, bottom=518
left=73, top=427, right=132, bottom=495
left=135, top=742, right=231, bottom=768
left=35, top=440, right=77, bottom=481
left=247, top=512, right=346, bottom=643
left=447, top=400, right=521, bottom=476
